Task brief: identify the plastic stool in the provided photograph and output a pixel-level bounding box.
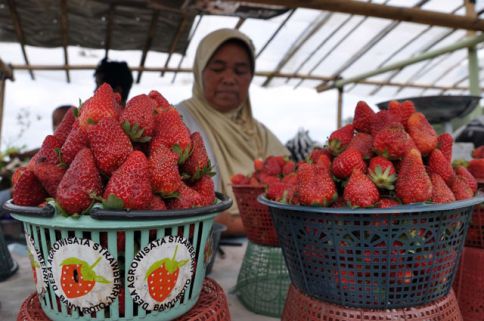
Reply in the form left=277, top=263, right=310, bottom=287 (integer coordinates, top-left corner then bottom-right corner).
left=236, top=240, right=290, bottom=317
left=282, top=283, right=462, bottom=321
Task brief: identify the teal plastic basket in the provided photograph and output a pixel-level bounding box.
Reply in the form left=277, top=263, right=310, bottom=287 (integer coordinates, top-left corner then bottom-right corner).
left=4, top=193, right=231, bottom=321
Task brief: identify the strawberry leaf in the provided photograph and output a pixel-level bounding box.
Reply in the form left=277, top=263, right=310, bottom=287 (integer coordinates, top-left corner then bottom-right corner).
left=102, top=194, right=124, bottom=210
left=94, top=275, right=111, bottom=284
left=60, top=257, right=88, bottom=266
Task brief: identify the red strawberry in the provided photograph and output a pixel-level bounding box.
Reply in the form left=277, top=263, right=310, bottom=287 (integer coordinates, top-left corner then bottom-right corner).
left=153, top=106, right=192, bottom=164
left=145, top=245, right=188, bottom=302
left=368, top=156, right=397, bottom=190
left=53, top=107, right=76, bottom=145
left=262, top=156, right=284, bottom=176
left=150, top=194, right=167, bottom=210
left=346, top=132, right=373, bottom=159
left=266, top=181, right=294, bottom=203
left=332, top=148, right=366, bottom=179
left=344, top=169, right=380, bottom=208
left=87, top=117, right=133, bottom=175
left=60, top=122, right=88, bottom=165
left=33, top=163, right=65, bottom=197
left=430, top=173, right=455, bottom=204
left=282, top=160, right=296, bottom=175
left=166, top=183, right=204, bottom=209
left=373, top=123, right=413, bottom=160
left=191, top=175, right=215, bottom=206
left=28, top=135, right=62, bottom=170
left=428, top=149, right=454, bottom=185
left=296, top=163, right=337, bottom=206
left=282, top=172, right=297, bottom=186
left=454, top=165, right=477, bottom=193
left=230, top=174, right=250, bottom=185
left=388, top=100, right=416, bottom=127
left=120, top=94, right=156, bottom=142
left=181, top=132, right=213, bottom=181
left=327, top=124, right=354, bottom=156
left=437, top=133, right=453, bottom=162
left=407, top=112, right=437, bottom=155
left=257, top=172, right=280, bottom=186
left=253, top=159, right=264, bottom=172
left=56, top=148, right=102, bottom=215
left=12, top=167, right=48, bottom=206
left=396, top=149, right=432, bottom=204
left=353, top=101, right=375, bottom=134
left=377, top=198, right=400, bottom=208
left=472, top=146, right=484, bottom=159
left=370, top=110, right=400, bottom=136
left=148, top=90, right=171, bottom=111
left=149, top=142, right=182, bottom=197
left=103, top=151, right=152, bottom=210
left=308, top=148, right=332, bottom=167
left=468, top=158, right=484, bottom=179
left=60, top=257, right=109, bottom=299
left=450, top=175, right=474, bottom=200
left=78, top=83, right=117, bottom=128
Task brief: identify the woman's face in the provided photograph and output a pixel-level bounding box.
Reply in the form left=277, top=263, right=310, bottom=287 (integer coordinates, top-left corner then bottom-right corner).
left=202, top=42, right=253, bottom=113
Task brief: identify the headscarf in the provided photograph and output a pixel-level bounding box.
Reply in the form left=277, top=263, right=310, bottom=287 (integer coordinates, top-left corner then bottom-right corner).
left=180, top=28, right=289, bottom=214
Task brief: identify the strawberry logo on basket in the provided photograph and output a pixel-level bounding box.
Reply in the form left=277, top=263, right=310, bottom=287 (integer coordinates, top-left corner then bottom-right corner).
left=60, top=257, right=110, bottom=298
left=145, top=245, right=189, bottom=302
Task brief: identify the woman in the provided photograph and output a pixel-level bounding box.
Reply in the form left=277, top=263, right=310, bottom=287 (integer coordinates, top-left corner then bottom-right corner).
left=177, top=28, right=289, bottom=236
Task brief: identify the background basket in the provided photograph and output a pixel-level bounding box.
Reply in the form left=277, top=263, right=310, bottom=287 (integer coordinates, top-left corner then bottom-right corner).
left=259, top=195, right=483, bottom=309
left=5, top=193, right=231, bottom=321
left=464, top=181, right=484, bottom=248
left=282, top=284, right=463, bottom=321
left=232, top=185, right=279, bottom=246
left=205, top=223, right=226, bottom=275
left=235, top=241, right=290, bottom=317
left=453, top=247, right=484, bottom=321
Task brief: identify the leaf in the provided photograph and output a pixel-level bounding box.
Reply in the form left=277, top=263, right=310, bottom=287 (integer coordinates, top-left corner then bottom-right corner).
left=60, top=257, right=88, bottom=267
left=103, top=194, right=124, bottom=210
left=94, top=275, right=111, bottom=284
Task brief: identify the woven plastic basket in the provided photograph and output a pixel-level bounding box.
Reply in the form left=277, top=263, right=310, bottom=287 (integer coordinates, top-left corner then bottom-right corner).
left=17, top=278, right=230, bottom=321
left=282, top=284, right=463, bottom=321
left=259, top=195, right=484, bottom=309
left=453, top=247, right=484, bottom=321
left=5, top=193, right=231, bottom=321
left=464, top=181, right=484, bottom=248
left=232, top=185, right=279, bottom=246
left=235, top=240, right=290, bottom=317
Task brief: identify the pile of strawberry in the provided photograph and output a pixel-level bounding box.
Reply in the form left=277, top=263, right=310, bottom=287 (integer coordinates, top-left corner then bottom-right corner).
left=11, top=84, right=215, bottom=215
left=261, top=100, right=478, bottom=208
left=455, top=145, right=484, bottom=181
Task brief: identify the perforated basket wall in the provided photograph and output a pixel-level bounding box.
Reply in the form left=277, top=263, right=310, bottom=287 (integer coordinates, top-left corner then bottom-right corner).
left=6, top=194, right=231, bottom=321
left=453, top=247, right=484, bottom=321
left=259, top=195, right=483, bottom=309
left=232, top=185, right=279, bottom=246
left=282, top=284, right=463, bottom=321
left=464, top=204, right=484, bottom=248
left=235, top=240, right=291, bottom=317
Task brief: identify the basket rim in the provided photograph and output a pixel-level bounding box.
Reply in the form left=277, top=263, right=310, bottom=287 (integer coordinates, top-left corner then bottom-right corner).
left=3, top=192, right=232, bottom=220
left=258, top=194, right=484, bottom=215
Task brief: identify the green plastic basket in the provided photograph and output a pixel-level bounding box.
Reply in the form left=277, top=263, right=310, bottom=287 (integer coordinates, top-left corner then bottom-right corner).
left=4, top=193, right=231, bottom=321
left=236, top=240, right=290, bottom=318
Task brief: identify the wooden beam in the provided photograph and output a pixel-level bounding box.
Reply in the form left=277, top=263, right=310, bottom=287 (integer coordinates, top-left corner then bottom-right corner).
left=59, top=0, right=70, bottom=83
left=136, top=10, right=160, bottom=83
left=235, top=17, right=245, bottom=29
left=230, top=0, right=484, bottom=31
left=6, top=0, right=34, bottom=80
left=104, top=3, right=115, bottom=58
left=172, top=14, right=203, bottom=83
left=256, top=9, right=295, bottom=58
left=337, top=87, right=343, bottom=129
left=0, top=60, right=14, bottom=81
left=161, top=15, right=188, bottom=77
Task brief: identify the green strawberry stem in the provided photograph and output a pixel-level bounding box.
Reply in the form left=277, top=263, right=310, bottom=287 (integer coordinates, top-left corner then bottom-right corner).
left=90, top=257, right=102, bottom=270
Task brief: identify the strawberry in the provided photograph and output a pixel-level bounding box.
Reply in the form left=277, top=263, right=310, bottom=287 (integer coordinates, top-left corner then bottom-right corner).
left=296, top=163, right=337, bottom=206
left=450, top=175, right=474, bottom=200
left=373, top=123, right=413, bottom=160
left=282, top=160, right=296, bottom=175
left=396, top=149, right=432, bottom=204
left=370, top=110, right=400, bottom=136
left=166, top=182, right=204, bottom=209
left=407, top=112, right=437, bottom=155
left=257, top=172, right=280, bottom=186
left=327, top=124, right=354, bottom=156
left=87, top=117, right=133, bottom=175
left=181, top=132, right=213, bottom=181
left=60, top=122, right=88, bottom=165
left=28, top=135, right=62, bottom=170
left=103, top=151, right=152, bottom=210
left=33, top=162, right=65, bottom=197
left=353, top=101, right=375, bottom=134
left=346, top=132, right=373, bottom=159
left=56, top=148, right=102, bottom=215
left=428, top=149, right=454, bottom=185
left=266, top=181, right=294, bottom=203
left=437, top=133, right=453, bottom=162
left=120, top=94, right=156, bottom=142
left=149, top=142, right=182, bottom=197
left=230, top=174, right=250, bottom=185
left=60, top=257, right=109, bottom=299
left=468, top=158, right=484, bottom=179
left=430, top=173, right=455, bottom=204
left=191, top=175, right=215, bottom=206
left=150, top=194, right=167, bottom=210
left=308, top=148, right=332, bottom=167
left=12, top=167, right=48, bottom=206
left=368, top=156, right=397, bottom=190
left=332, top=148, right=366, bottom=179
left=153, top=106, right=192, bottom=164
left=388, top=100, right=416, bottom=127
left=281, top=172, right=297, bottom=186
left=253, top=159, right=264, bottom=172
left=78, top=83, right=117, bottom=128
left=344, top=169, right=379, bottom=208
left=454, top=165, right=477, bottom=193
left=261, top=156, right=284, bottom=176
left=148, top=90, right=171, bottom=111
left=377, top=198, right=400, bottom=208
left=53, top=107, right=76, bottom=145
left=472, top=146, right=484, bottom=159
left=145, top=245, right=188, bottom=302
